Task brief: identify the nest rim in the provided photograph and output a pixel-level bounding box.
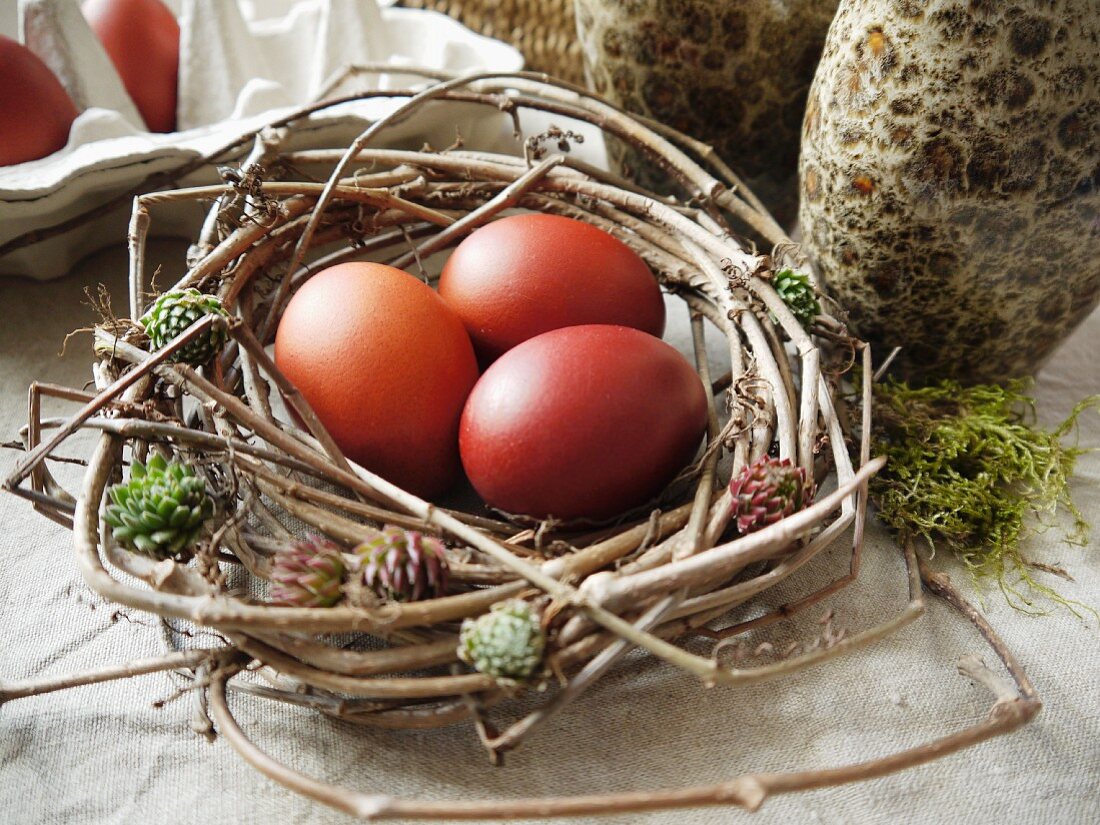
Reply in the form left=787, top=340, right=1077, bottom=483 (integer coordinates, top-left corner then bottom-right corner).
left=75, top=74, right=868, bottom=642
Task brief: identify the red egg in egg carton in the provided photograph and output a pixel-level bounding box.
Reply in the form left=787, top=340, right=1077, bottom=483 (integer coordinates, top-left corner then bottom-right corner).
left=0, top=0, right=523, bottom=280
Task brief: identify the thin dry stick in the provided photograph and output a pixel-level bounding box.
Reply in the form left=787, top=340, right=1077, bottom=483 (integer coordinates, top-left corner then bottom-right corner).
left=4, top=314, right=223, bottom=491
left=0, top=648, right=226, bottom=704
left=388, top=155, right=563, bottom=271
left=226, top=321, right=356, bottom=479
left=205, top=610, right=1038, bottom=820
left=20, top=382, right=94, bottom=518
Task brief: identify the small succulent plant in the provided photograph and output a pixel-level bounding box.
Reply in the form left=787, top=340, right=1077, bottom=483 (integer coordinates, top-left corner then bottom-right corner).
left=104, top=453, right=213, bottom=559
left=729, top=455, right=814, bottom=535
left=459, top=599, right=545, bottom=682
left=270, top=535, right=347, bottom=608
left=771, top=268, right=822, bottom=328
left=354, top=525, right=450, bottom=603
left=141, top=288, right=230, bottom=365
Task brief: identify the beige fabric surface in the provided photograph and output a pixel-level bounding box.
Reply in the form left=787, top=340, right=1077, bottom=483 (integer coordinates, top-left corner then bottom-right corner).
left=1, top=238, right=1098, bottom=824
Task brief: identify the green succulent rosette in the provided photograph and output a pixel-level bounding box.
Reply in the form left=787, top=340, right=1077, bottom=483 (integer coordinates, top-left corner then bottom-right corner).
left=104, top=453, right=213, bottom=559
left=458, top=599, right=546, bottom=683
left=141, top=288, right=230, bottom=365
left=772, top=268, right=822, bottom=328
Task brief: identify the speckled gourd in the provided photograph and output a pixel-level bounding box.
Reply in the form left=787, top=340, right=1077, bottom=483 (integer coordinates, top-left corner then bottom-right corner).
left=800, top=0, right=1100, bottom=383
left=574, top=0, right=840, bottom=226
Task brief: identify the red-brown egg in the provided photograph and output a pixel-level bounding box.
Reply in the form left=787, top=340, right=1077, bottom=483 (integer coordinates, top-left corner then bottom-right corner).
left=459, top=324, right=707, bottom=521
left=438, top=213, right=665, bottom=362
left=274, top=262, right=479, bottom=499
left=83, top=0, right=179, bottom=133
left=0, top=35, right=78, bottom=166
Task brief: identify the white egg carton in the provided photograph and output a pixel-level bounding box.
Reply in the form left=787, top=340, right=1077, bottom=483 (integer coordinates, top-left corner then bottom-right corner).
left=0, top=0, right=523, bottom=280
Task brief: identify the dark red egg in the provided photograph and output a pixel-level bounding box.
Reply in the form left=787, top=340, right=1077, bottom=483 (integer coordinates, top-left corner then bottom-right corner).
left=83, top=0, right=179, bottom=133
left=459, top=324, right=707, bottom=521
left=0, top=35, right=79, bottom=166
left=438, top=213, right=666, bottom=362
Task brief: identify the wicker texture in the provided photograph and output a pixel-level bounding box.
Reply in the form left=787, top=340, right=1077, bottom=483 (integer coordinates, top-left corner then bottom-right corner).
left=398, top=0, right=583, bottom=83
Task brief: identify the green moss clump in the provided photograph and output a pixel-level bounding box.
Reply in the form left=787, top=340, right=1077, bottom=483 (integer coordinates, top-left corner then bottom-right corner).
left=870, top=378, right=1097, bottom=613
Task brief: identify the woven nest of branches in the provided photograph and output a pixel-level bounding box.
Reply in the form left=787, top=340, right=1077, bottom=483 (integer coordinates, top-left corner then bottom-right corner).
left=3, top=71, right=1040, bottom=820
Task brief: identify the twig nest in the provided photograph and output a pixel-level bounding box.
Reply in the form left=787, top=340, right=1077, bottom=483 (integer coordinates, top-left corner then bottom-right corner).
left=5, top=70, right=913, bottom=819
left=104, top=453, right=212, bottom=558
left=459, top=599, right=546, bottom=683
left=141, top=288, right=229, bottom=365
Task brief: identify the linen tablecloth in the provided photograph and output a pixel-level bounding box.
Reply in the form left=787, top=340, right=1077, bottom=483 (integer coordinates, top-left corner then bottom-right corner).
left=1, top=238, right=1097, bottom=824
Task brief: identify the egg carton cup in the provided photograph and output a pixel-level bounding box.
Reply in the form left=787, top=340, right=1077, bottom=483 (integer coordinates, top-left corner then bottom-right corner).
left=0, top=0, right=522, bottom=280
left=2, top=72, right=1039, bottom=820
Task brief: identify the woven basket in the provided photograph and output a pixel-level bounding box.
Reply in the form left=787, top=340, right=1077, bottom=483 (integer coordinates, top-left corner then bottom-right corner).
left=4, top=70, right=1040, bottom=820
left=397, top=0, right=583, bottom=84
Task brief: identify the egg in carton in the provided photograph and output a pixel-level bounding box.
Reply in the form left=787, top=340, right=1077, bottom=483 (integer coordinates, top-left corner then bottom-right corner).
left=0, top=0, right=524, bottom=281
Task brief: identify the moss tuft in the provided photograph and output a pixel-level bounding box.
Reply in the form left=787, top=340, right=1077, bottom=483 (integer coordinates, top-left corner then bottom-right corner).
left=870, top=378, right=1098, bottom=614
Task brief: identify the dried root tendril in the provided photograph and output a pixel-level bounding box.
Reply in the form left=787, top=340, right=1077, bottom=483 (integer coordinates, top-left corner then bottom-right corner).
left=870, top=378, right=1099, bottom=615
